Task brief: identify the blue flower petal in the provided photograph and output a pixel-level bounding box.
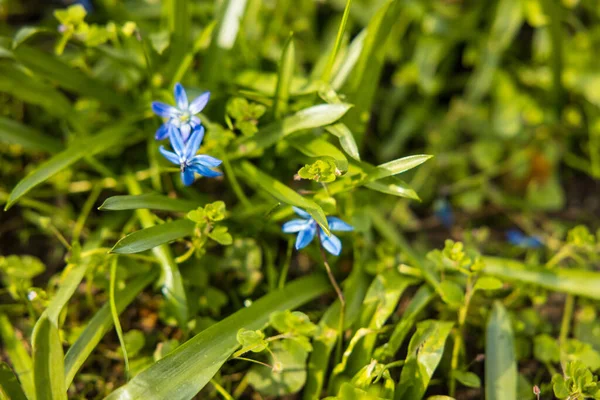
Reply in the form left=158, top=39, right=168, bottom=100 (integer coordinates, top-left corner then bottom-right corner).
left=190, top=116, right=201, bottom=127
left=159, top=146, right=180, bottom=165
left=181, top=168, right=195, bottom=186
left=320, top=230, right=342, bottom=256
left=189, top=163, right=222, bottom=178
left=295, top=223, right=316, bottom=250
left=189, top=91, right=210, bottom=114
left=327, top=217, right=353, bottom=232
left=292, top=207, right=311, bottom=220
left=174, top=83, right=188, bottom=109
left=282, top=219, right=310, bottom=233
left=180, top=124, right=192, bottom=142
left=185, top=126, right=205, bottom=160
left=151, top=102, right=177, bottom=118
left=192, top=154, right=222, bottom=168
left=169, top=127, right=186, bottom=157
left=155, top=123, right=170, bottom=140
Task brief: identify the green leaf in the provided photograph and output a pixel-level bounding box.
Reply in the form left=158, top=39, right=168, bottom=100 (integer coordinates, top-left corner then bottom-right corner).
left=104, top=275, right=330, bottom=400
left=64, top=271, right=156, bottom=387
left=208, top=226, right=233, bottom=245
left=123, top=330, right=146, bottom=357
left=0, top=362, right=27, bottom=400
left=485, top=302, right=517, bottom=400
left=374, top=155, right=434, bottom=179
left=374, top=285, right=436, bottom=361
left=99, top=194, right=198, bottom=212
left=110, top=219, right=195, bottom=254
left=438, top=281, right=465, bottom=308
left=290, top=135, right=348, bottom=172
left=453, top=370, right=482, bottom=388
left=5, top=121, right=132, bottom=210
left=273, top=34, right=295, bottom=119
left=364, top=177, right=419, bottom=200
left=396, top=320, right=454, bottom=400
left=13, top=45, right=130, bottom=109
left=236, top=328, right=268, bottom=353
left=325, top=124, right=360, bottom=161
left=32, top=315, right=67, bottom=400
left=483, top=257, right=600, bottom=300
left=0, top=64, right=72, bottom=119
left=237, top=161, right=330, bottom=235
left=0, top=116, right=62, bottom=153
left=13, top=26, right=53, bottom=48
left=474, top=276, right=503, bottom=292
left=247, top=339, right=308, bottom=397
left=229, top=104, right=352, bottom=159
left=0, top=315, right=35, bottom=400
left=533, top=334, right=560, bottom=364
left=270, top=310, right=317, bottom=337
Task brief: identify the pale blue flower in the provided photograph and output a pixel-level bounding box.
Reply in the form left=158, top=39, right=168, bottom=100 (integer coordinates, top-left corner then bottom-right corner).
left=152, top=83, right=210, bottom=142
left=282, top=207, right=353, bottom=256
left=159, top=125, right=222, bottom=186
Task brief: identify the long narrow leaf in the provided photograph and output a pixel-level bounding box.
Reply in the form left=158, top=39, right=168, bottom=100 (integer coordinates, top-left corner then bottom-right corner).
left=32, top=316, right=67, bottom=400
left=110, top=219, right=195, bottom=254
left=273, top=34, right=295, bottom=118
left=485, top=302, right=517, bottom=400
left=0, top=116, right=62, bottom=154
left=0, top=363, right=27, bottom=400
left=99, top=194, right=198, bottom=212
left=0, top=314, right=35, bottom=400
left=105, top=274, right=331, bottom=400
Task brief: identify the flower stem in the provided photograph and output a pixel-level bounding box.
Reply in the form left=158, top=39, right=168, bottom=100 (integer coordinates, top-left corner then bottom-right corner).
left=222, top=153, right=251, bottom=208
left=316, top=229, right=346, bottom=363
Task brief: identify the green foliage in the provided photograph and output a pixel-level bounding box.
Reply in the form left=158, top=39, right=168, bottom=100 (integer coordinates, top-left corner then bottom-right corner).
left=298, top=159, right=339, bottom=183
left=226, top=97, right=266, bottom=137
left=552, top=361, right=600, bottom=400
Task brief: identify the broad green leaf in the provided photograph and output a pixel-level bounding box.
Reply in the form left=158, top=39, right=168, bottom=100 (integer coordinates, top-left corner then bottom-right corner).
left=32, top=316, right=67, bottom=400
left=99, top=194, right=198, bottom=212
left=0, top=64, right=71, bottom=119
left=374, top=285, right=436, bottom=362
left=273, top=34, right=295, bottom=118
left=124, top=176, right=188, bottom=327
left=0, top=362, right=27, bottom=400
left=290, top=135, right=348, bottom=172
left=483, top=257, right=600, bottom=300
left=485, top=302, right=517, bottom=400
left=105, top=275, right=331, bottom=400
left=247, top=339, right=308, bottom=396
left=325, top=124, right=360, bottom=161
left=5, top=121, right=132, bottom=210
left=0, top=116, right=62, bottom=153
left=474, top=276, right=503, bottom=292
left=64, top=271, right=156, bottom=387
left=533, top=334, right=560, bottom=364
left=335, top=383, right=387, bottom=400
left=236, top=329, right=268, bottom=353
left=0, top=315, right=34, bottom=400
left=229, top=104, right=352, bottom=159
left=453, top=370, right=481, bottom=388
left=13, top=45, right=130, bottom=109
left=396, top=320, right=454, bottom=400
left=438, top=280, right=464, bottom=309
left=110, top=219, right=195, bottom=254
left=237, top=161, right=330, bottom=235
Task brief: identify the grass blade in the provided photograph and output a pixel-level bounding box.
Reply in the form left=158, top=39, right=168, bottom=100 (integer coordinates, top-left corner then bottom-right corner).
left=229, top=104, right=352, bottom=159
left=105, top=275, right=331, bottom=400
left=0, top=116, right=62, bottom=154
left=0, top=362, right=27, bottom=400
left=236, top=161, right=330, bottom=235
left=483, top=257, right=600, bottom=300
left=0, top=314, right=35, bottom=399
left=110, top=219, right=195, bottom=254
left=4, top=121, right=132, bottom=210
left=273, top=33, right=295, bottom=119
left=485, top=302, right=517, bottom=400
left=99, top=194, right=198, bottom=212
left=124, top=175, right=188, bottom=327
left=32, top=316, right=67, bottom=400
left=396, top=320, right=454, bottom=400
left=64, top=271, right=156, bottom=387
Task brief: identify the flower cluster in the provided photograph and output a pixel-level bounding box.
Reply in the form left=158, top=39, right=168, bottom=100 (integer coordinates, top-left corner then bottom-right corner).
left=152, top=84, right=222, bottom=186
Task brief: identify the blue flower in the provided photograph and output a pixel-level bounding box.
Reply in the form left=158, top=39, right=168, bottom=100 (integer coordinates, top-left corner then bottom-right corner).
left=506, top=229, right=543, bottom=249
left=159, top=124, right=222, bottom=186
left=152, top=83, right=210, bottom=142
left=434, top=198, right=454, bottom=229
left=282, top=207, right=353, bottom=256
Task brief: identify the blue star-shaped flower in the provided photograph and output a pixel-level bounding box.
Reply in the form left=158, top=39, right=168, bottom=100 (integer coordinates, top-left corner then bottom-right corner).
left=159, top=124, right=222, bottom=186
left=506, top=229, right=543, bottom=249
left=282, top=207, right=353, bottom=256
left=152, top=83, right=210, bottom=142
